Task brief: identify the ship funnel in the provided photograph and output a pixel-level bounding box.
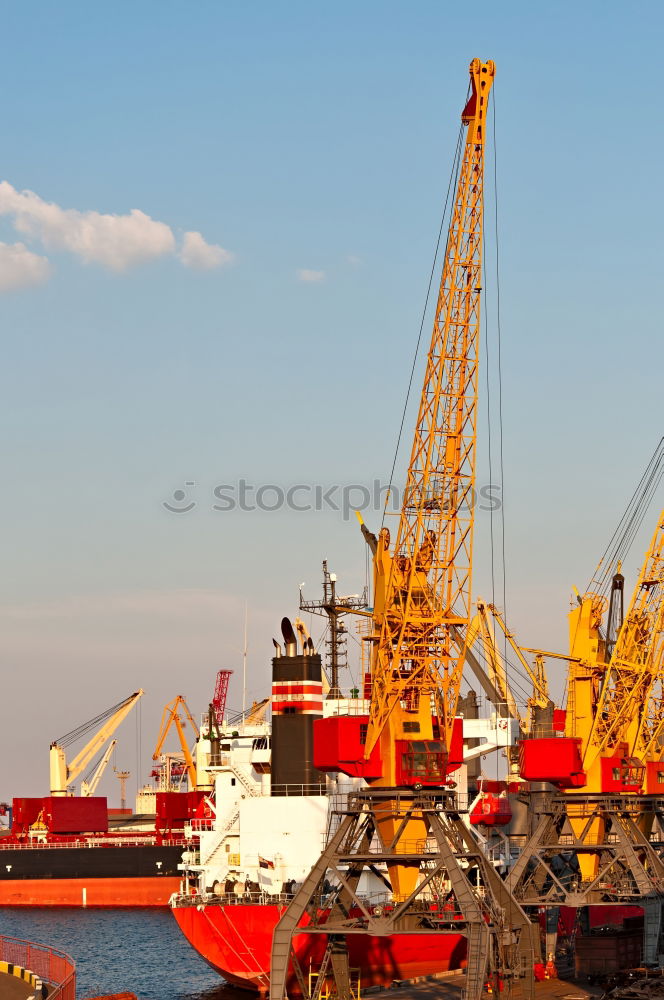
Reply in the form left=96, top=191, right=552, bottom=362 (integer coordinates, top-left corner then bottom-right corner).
left=271, top=619, right=324, bottom=796
left=272, top=638, right=282, bottom=657
left=281, top=617, right=298, bottom=657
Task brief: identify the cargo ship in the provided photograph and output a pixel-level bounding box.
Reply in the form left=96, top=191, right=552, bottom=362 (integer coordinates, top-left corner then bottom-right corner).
left=0, top=768, right=204, bottom=906
left=0, top=836, right=186, bottom=907
left=171, top=605, right=513, bottom=991
left=0, top=689, right=233, bottom=907
left=172, top=898, right=468, bottom=994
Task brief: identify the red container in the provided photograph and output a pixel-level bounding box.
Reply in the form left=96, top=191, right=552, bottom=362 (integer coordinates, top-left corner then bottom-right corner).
left=11, top=798, right=45, bottom=836
left=43, top=796, right=108, bottom=833
left=156, top=791, right=202, bottom=820
left=13, top=795, right=108, bottom=834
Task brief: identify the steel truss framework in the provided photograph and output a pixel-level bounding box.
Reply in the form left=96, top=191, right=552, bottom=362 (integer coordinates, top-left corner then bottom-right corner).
left=269, top=789, right=537, bottom=1000
left=366, top=58, right=495, bottom=758
left=581, top=512, right=664, bottom=770
left=506, top=794, right=664, bottom=964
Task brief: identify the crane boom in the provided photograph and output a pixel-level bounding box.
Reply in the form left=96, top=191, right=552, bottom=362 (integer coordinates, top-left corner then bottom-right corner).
left=153, top=695, right=199, bottom=788
left=50, top=690, right=144, bottom=796
left=80, top=740, right=117, bottom=797
left=212, top=669, right=232, bottom=726
left=366, top=58, right=494, bottom=762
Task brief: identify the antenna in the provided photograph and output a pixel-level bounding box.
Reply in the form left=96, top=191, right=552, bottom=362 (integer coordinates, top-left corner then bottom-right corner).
left=299, top=561, right=368, bottom=698
left=114, top=768, right=131, bottom=811
left=242, top=602, right=248, bottom=722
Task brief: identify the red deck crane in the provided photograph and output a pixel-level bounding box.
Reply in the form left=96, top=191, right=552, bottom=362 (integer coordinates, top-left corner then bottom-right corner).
left=212, top=669, right=233, bottom=726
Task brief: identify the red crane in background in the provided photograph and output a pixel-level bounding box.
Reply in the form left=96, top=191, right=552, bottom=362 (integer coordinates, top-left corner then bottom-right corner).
left=212, top=670, right=233, bottom=726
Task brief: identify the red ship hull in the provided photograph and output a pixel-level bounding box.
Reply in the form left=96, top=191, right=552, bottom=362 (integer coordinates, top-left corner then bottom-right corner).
left=0, top=876, right=181, bottom=907
left=171, top=901, right=467, bottom=994
left=0, top=841, right=185, bottom=907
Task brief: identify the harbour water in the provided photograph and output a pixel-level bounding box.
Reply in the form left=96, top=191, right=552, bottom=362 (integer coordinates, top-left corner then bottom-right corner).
left=0, top=908, right=238, bottom=999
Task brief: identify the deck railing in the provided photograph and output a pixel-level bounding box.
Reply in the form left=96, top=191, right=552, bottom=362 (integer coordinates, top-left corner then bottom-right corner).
left=0, top=836, right=186, bottom=850
left=0, top=934, right=76, bottom=1000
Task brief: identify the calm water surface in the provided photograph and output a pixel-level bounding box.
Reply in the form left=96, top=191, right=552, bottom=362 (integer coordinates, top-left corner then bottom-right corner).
left=0, top=908, right=244, bottom=1000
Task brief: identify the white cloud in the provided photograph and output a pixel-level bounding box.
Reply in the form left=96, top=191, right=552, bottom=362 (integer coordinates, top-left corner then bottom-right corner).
left=0, top=241, right=50, bottom=292
left=0, top=181, right=175, bottom=271
left=296, top=268, right=325, bottom=283
left=347, top=254, right=362, bottom=267
left=179, top=230, right=233, bottom=270
left=0, top=181, right=234, bottom=280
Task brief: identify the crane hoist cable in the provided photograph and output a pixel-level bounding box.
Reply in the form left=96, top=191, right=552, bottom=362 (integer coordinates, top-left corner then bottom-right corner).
left=381, top=121, right=465, bottom=531
left=492, top=90, right=508, bottom=651
left=484, top=88, right=507, bottom=611
left=588, top=436, right=664, bottom=598
left=81, top=744, right=114, bottom=786
left=55, top=692, right=141, bottom=749
left=481, top=86, right=509, bottom=673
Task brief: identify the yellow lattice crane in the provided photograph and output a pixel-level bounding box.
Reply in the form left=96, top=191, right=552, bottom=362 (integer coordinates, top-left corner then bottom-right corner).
left=566, top=508, right=664, bottom=791
left=153, top=695, right=199, bottom=789
left=365, top=57, right=493, bottom=772
left=513, top=510, right=664, bottom=889
left=271, top=62, right=540, bottom=1000
left=358, top=58, right=494, bottom=897
left=462, top=600, right=552, bottom=737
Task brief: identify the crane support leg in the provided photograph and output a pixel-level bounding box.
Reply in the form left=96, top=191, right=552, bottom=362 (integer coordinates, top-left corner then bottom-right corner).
left=270, top=790, right=535, bottom=1000
left=270, top=812, right=357, bottom=1000
left=507, top=794, right=664, bottom=966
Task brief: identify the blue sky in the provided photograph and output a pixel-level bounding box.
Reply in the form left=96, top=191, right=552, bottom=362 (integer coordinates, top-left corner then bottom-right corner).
left=1, top=2, right=662, bottom=800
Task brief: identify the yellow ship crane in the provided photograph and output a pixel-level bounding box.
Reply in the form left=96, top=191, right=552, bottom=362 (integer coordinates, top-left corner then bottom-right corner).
left=49, top=690, right=143, bottom=796
left=153, top=695, right=199, bottom=789
left=365, top=57, right=494, bottom=784
left=507, top=512, right=664, bottom=952
left=270, top=61, right=539, bottom=1000
left=566, top=508, right=664, bottom=789
left=462, top=600, right=552, bottom=736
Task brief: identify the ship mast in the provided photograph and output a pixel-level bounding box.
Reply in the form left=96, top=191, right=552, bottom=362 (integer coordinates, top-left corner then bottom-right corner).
left=299, top=561, right=367, bottom=698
